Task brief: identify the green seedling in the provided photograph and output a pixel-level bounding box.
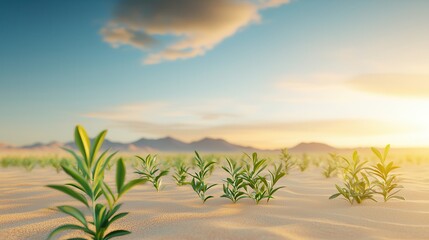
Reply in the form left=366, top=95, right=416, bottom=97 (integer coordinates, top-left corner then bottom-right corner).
left=23, top=158, right=35, bottom=171
left=189, top=151, right=216, bottom=203
left=135, top=154, right=169, bottom=191
left=298, top=154, right=310, bottom=172
left=280, top=148, right=295, bottom=174
left=47, top=125, right=145, bottom=240
left=242, top=153, right=268, bottom=204
left=329, top=151, right=375, bottom=204
left=322, top=153, right=339, bottom=178
left=369, top=145, right=404, bottom=202
left=261, top=163, right=286, bottom=202
left=221, top=158, right=247, bottom=203
left=173, top=164, right=190, bottom=186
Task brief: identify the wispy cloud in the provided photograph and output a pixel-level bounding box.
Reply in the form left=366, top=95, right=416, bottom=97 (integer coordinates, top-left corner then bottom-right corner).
left=99, top=118, right=412, bottom=148
left=84, top=101, right=249, bottom=126
left=83, top=101, right=412, bottom=148
left=114, top=119, right=408, bottom=137
left=348, top=74, right=429, bottom=98
left=101, top=0, right=290, bottom=64
left=275, top=73, right=345, bottom=92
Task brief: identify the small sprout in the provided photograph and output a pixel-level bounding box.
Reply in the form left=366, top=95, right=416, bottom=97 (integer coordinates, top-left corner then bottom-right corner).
left=297, top=154, right=310, bottom=172
left=173, top=163, right=190, bottom=186
left=242, top=153, right=268, bottom=204
left=189, top=151, right=217, bottom=203
left=221, top=158, right=247, bottom=203
left=322, top=153, right=339, bottom=178
left=329, top=151, right=375, bottom=205
left=369, top=145, right=404, bottom=202
left=135, top=154, right=169, bottom=191
left=261, top=163, right=286, bottom=202
left=280, top=148, right=295, bottom=174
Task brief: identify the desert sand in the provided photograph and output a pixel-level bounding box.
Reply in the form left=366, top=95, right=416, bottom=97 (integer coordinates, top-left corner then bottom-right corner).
left=1, top=163, right=429, bottom=240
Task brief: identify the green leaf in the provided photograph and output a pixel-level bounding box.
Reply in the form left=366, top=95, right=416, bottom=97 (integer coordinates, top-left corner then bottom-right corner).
left=75, top=125, right=91, bottom=164
left=62, top=165, right=93, bottom=198
left=47, top=185, right=88, bottom=207
left=92, top=149, right=109, bottom=177
left=371, top=147, right=383, bottom=161
left=384, top=144, right=391, bottom=161
left=390, top=196, right=405, bottom=200
left=94, top=204, right=107, bottom=229
left=47, top=224, right=87, bottom=240
left=203, top=195, right=214, bottom=203
left=109, top=212, right=128, bottom=225
left=104, top=230, right=131, bottom=240
left=62, top=148, right=89, bottom=178
left=66, top=183, right=85, bottom=193
left=119, top=179, right=146, bottom=198
left=329, top=193, right=341, bottom=199
left=90, top=130, right=107, bottom=162
left=116, top=158, right=126, bottom=194
left=57, top=205, right=87, bottom=226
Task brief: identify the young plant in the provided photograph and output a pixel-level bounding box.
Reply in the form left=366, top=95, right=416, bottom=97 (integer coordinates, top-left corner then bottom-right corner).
left=329, top=151, right=375, bottom=204
left=298, top=154, right=310, bottom=172
left=189, top=151, right=216, bottom=203
left=369, top=145, right=404, bottom=202
left=261, top=163, right=286, bottom=203
left=47, top=125, right=145, bottom=240
left=280, top=148, right=295, bottom=174
left=322, top=153, right=339, bottom=178
left=135, top=154, right=169, bottom=191
left=242, top=153, right=268, bottom=204
left=221, top=158, right=247, bottom=203
left=173, top=163, right=190, bottom=186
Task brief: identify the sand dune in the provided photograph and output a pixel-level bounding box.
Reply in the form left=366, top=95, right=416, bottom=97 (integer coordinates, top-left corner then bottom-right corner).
left=1, top=163, right=429, bottom=240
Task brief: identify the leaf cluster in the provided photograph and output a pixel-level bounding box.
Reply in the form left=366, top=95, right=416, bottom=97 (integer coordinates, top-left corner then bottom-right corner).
left=242, top=153, right=286, bottom=204
left=322, top=153, right=339, bottom=178
left=330, top=145, right=404, bottom=205
left=47, top=125, right=144, bottom=240
left=279, top=148, right=295, bottom=174
left=173, top=163, right=190, bottom=186
left=329, top=151, right=376, bottom=204
left=369, top=145, right=404, bottom=202
left=135, top=154, right=169, bottom=191
left=189, top=151, right=217, bottom=203
left=221, top=158, right=247, bottom=203
left=297, top=154, right=310, bottom=172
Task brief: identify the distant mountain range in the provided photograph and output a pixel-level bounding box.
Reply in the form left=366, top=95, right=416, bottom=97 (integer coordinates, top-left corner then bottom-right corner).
left=0, top=137, right=341, bottom=153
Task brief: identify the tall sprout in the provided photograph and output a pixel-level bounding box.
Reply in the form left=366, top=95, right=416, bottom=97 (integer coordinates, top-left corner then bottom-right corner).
left=261, top=163, right=286, bottom=203
left=369, top=145, right=404, bottom=202
left=189, top=151, right=216, bottom=203
left=47, top=125, right=145, bottom=240
left=221, top=158, right=247, bottom=203
left=280, top=148, right=295, bottom=174
left=242, top=153, right=268, bottom=204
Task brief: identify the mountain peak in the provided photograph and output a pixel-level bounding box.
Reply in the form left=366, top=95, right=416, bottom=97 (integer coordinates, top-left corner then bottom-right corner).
left=290, top=142, right=337, bottom=152
left=194, top=137, right=226, bottom=143
left=2, top=138, right=341, bottom=153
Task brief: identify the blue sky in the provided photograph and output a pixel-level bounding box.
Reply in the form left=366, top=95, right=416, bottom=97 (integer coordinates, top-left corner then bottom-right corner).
left=1, top=0, right=429, bottom=148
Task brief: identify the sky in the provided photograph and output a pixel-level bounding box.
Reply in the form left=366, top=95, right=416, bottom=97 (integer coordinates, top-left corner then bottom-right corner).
left=1, top=0, right=429, bottom=149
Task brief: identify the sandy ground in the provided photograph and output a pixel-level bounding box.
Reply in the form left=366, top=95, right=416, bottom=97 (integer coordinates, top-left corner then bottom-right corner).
left=1, top=163, right=429, bottom=240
